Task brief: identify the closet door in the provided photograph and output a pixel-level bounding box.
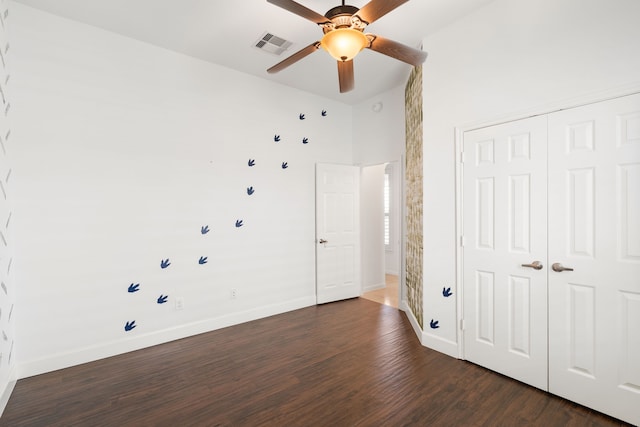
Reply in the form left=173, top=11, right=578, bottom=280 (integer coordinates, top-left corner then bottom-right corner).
left=548, top=93, right=640, bottom=426
left=462, top=115, right=548, bottom=390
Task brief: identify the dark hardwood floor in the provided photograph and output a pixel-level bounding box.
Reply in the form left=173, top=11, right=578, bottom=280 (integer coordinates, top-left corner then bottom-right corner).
left=1, top=298, right=631, bottom=426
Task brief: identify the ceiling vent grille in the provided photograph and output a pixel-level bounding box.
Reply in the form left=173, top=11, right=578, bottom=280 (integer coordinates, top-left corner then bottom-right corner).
left=254, top=32, right=292, bottom=56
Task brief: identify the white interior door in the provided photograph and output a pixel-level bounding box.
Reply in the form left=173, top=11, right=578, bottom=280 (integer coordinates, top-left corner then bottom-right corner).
left=462, top=115, right=548, bottom=390
left=548, top=93, right=640, bottom=425
left=316, top=163, right=360, bottom=304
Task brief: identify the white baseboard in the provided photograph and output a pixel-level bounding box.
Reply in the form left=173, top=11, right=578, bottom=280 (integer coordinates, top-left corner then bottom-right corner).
left=0, top=367, right=17, bottom=417
left=362, top=282, right=385, bottom=293
left=400, top=300, right=460, bottom=359
left=422, top=331, right=460, bottom=359
left=401, top=299, right=424, bottom=343
left=18, top=296, right=316, bottom=379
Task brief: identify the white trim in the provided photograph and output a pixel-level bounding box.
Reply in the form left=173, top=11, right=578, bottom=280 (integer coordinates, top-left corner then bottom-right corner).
left=454, top=127, right=465, bottom=360
left=401, top=299, right=423, bottom=342
left=399, top=155, right=407, bottom=321
left=393, top=159, right=404, bottom=307
left=362, top=282, right=386, bottom=293
left=458, top=83, right=640, bottom=132
left=453, top=85, right=640, bottom=361
left=0, top=366, right=17, bottom=417
left=400, top=300, right=460, bottom=359
left=17, top=296, right=316, bottom=379
left=422, top=332, right=459, bottom=358
left=384, top=164, right=392, bottom=249
left=401, top=298, right=460, bottom=359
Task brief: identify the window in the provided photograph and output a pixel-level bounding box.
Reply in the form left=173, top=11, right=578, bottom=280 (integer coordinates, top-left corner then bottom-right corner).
left=384, top=165, right=391, bottom=249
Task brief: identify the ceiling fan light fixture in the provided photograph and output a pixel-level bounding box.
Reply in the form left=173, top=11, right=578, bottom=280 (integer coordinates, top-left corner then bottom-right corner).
left=320, top=28, right=368, bottom=62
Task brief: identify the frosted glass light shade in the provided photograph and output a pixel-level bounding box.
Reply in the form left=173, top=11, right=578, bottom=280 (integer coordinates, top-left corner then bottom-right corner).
left=320, top=28, right=368, bottom=62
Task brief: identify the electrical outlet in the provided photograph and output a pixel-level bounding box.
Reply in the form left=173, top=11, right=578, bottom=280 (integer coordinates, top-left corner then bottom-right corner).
left=175, top=297, right=184, bottom=310
left=230, top=288, right=237, bottom=299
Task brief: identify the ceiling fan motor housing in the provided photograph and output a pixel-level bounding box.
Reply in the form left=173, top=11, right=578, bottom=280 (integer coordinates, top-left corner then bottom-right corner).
left=322, top=5, right=366, bottom=33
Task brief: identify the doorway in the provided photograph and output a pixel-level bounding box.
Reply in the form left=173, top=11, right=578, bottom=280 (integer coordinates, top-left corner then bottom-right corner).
left=360, top=162, right=402, bottom=308
left=361, top=274, right=399, bottom=308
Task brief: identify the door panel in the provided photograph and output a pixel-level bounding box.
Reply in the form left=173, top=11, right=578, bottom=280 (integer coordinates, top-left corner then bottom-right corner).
left=508, top=275, right=531, bottom=356
left=548, top=93, right=640, bottom=425
left=463, top=115, right=548, bottom=390
left=619, top=163, right=640, bottom=262
left=316, top=163, right=360, bottom=304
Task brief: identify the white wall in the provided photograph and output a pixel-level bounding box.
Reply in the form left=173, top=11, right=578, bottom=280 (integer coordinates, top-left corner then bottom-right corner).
left=420, top=0, right=640, bottom=356
left=352, top=86, right=405, bottom=166
left=11, top=4, right=353, bottom=377
left=0, top=0, right=16, bottom=412
left=360, top=164, right=385, bottom=292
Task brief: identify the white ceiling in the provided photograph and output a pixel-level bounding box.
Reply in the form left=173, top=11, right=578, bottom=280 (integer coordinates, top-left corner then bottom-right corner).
left=12, top=0, right=495, bottom=105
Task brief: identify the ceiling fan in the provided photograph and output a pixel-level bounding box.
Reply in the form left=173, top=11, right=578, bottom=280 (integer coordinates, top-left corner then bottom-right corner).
left=266, top=0, right=427, bottom=93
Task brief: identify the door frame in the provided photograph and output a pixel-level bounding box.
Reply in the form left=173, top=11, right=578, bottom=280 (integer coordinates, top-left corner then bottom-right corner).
left=357, top=160, right=406, bottom=309
left=454, top=86, right=640, bottom=359
left=399, top=155, right=407, bottom=309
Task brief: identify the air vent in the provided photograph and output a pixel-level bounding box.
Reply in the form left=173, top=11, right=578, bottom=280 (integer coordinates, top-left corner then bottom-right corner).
left=254, top=32, right=293, bottom=56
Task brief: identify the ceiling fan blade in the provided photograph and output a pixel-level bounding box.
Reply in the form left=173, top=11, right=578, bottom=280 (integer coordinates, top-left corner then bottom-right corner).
left=337, top=60, right=355, bottom=93
left=367, top=34, right=427, bottom=67
left=267, top=42, right=321, bottom=73
left=266, top=0, right=330, bottom=24
left=355, top=0, right=408, bottom=25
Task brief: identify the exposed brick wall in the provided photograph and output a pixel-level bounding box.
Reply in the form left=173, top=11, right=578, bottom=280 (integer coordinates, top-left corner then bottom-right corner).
left=404, top=65, right=423, bottom=329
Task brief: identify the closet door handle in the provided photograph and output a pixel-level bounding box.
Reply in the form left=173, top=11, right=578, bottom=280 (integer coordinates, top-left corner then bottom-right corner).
left=521, top=261, right=543, bottom=270
left=552, top=263, right=573, bottom=272
left=319, top=239, right=328, bottom=244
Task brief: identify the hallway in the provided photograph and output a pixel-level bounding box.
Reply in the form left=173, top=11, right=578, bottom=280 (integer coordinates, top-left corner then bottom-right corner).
left=361, top=274, right=398, bottom=308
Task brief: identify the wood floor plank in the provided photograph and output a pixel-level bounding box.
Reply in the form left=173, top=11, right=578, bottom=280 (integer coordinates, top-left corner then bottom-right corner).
left=0, top=298, right=631, bottom=426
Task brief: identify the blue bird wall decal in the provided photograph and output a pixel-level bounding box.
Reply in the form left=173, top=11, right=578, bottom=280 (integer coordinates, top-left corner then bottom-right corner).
left=430, top=319, right=440, bottom=329
left=299, top=113, right=305, bottom=120
left=201, top=225, right=210, bottom=235
left=302, top=137, right=309, bottom=144
left=128, top=283, right=140, bottom=293
left=160, top=259, right=171, bottom=269
left=235, top=219, right=244, bottom=228
left=124, top=320, right=137, bottom=332
left=442, top=287, right=453, bottom=297
left=248, top=159, right=256, bottom=167
left=247, top=186, right=255, bottom=195
left=199, top=256, right=208, bottom=265
left=274, top=135, right=281, bottom=142
left=282, top=162, right=288, bottom=169
left=157, top=295, right=168, bottom=304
